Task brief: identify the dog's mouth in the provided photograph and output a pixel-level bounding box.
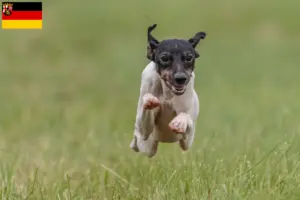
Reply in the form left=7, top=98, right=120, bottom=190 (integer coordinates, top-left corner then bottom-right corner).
left=164, top=81, right=187, bottom=96
left=171, top=85, right=186, bottom=95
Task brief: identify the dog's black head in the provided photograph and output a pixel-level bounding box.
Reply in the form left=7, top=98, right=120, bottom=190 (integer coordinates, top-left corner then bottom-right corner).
left=147, top=24, right=206, bottom=95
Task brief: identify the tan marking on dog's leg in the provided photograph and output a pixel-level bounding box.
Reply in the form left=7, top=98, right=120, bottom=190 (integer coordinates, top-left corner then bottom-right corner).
left=143, top=93, right=160, bottom=110
left=168, top=113, right=195, bottom=151
left=168, top=113, right=189, bottom=134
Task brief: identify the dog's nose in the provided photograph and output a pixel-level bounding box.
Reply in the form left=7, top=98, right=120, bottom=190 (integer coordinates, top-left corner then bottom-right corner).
left=174, top=72, right=187, bottom=85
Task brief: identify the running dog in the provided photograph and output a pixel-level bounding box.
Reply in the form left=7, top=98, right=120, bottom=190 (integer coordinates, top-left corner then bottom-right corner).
left=130, top=24, right=206, bottom=157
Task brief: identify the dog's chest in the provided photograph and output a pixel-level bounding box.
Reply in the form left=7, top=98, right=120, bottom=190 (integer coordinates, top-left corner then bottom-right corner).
left=153, top=98, right=182, bottom=142
left=156, top=98, right=176, bottom=122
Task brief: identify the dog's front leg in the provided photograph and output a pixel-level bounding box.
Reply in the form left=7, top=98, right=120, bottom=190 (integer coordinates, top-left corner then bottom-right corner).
left=136, top=93, right=160, bottom=140
left=130, top=63, right=161, bottom=156
left=169, top=90, right=199, bottom=151
left=169, top=113, right=195, bottom=150
left=130, top=93, right=160, bottom=157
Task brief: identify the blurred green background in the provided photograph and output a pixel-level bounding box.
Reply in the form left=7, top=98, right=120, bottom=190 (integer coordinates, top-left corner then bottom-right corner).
left=1, top=0, right=300, bottom=199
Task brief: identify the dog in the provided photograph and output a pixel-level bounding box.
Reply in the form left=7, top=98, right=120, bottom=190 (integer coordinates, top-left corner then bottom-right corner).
left=130, top=24, right=206, bottom=157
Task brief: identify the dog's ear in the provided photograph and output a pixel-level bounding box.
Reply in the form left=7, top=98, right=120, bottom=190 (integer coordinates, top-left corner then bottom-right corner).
left=188, top=32, right=206, bottom=48
left=147, top=24, right=160, bottom=61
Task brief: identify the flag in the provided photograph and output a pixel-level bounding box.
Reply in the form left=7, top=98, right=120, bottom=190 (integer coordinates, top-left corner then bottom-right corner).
left=2, top=2, right=42, bottom=29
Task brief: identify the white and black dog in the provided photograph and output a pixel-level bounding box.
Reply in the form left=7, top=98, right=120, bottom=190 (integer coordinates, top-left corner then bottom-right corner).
left=130, top=24, right=206, bottom=157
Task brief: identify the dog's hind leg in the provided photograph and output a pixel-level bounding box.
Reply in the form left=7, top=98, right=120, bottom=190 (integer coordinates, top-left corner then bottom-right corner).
left=130, top=135, right=139, bottom=152
left=136, top=133, right=158, bottom=157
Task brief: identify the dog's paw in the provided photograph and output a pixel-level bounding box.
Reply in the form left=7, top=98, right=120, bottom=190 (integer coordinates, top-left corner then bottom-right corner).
left=143, top=93, right=160, bottom=110
left=130, top=136, right=139, bottom=152
left=169, top=114, right=188, bottom=134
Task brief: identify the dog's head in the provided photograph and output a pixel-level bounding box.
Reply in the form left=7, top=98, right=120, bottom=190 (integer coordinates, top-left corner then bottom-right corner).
left=147, top=24, right=206, bottom=96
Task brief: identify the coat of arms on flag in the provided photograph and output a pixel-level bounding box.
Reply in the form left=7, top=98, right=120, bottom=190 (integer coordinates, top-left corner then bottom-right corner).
left=2, top=3, right=13, bottom=16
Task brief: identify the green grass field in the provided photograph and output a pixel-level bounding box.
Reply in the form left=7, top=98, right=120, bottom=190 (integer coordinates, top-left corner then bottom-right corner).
left=1, top=0, right=300, bottom=199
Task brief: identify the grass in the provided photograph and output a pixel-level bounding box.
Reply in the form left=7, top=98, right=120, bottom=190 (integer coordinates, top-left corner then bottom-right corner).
left=1, top=0, right=300, bottom=199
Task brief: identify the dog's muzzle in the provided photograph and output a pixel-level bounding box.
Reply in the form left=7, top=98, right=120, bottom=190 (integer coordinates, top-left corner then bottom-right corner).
left=162, top=72, right=189, bottom=96
left=170, top=72, right=186, bottom=95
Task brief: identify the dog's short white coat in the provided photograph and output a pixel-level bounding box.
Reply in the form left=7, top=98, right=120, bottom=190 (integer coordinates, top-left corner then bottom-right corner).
left=130, top=61, right=200, bottom=157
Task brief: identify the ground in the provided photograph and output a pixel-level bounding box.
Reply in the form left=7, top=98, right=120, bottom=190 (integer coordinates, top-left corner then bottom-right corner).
left=0, top=0, right=300, bottom=199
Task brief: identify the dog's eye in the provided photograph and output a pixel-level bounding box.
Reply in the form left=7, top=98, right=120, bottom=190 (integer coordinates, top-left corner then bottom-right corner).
left=160, top=54, right=169, bottom=63
left=185, top=54, right=194, bottom=62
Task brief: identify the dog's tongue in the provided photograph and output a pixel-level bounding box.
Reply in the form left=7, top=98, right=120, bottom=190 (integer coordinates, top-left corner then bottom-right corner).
left=176, top=85, right=185, bottom=89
